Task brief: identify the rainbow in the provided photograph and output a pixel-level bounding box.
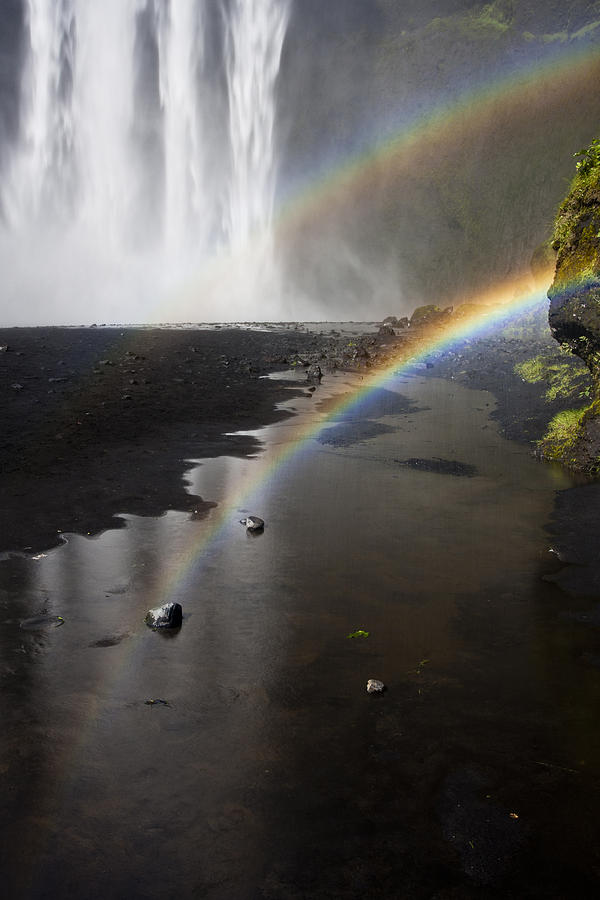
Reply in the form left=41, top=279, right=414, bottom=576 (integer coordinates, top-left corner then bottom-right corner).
left=153, top=267, right=553, bottom=606
left=165, top=40, right=600, bottom=321
left=275, top=42, right=600, bottom=242
left=21, top=31, right=600, bottom=882
left=21, top=269, right=557, bottom=891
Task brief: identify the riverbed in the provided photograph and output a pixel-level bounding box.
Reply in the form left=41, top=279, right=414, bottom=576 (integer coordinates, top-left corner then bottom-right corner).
left=2, top=366, right=600, bottom=898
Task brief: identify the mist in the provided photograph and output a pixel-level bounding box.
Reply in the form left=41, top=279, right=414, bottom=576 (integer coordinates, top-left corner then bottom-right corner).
left=2, top=0, right=600, bottom=325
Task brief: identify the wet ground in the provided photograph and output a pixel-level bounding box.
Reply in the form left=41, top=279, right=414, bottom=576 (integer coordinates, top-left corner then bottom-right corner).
left=3, top=363, right=600, bottom=898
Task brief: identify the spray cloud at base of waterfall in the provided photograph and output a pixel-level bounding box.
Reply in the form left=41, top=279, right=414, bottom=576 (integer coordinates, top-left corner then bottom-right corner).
left=0, top=0, right=291, bottom=325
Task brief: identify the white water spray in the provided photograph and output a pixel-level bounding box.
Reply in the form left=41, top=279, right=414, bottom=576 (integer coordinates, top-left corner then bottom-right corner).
left=0, top=0, right=290, bottom=323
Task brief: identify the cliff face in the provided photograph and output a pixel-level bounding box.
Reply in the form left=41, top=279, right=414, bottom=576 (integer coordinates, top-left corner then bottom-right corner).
left=277, top=0, right=600, bottom=317
left=545, top=139, right=600, bottom=471
left=549, top=142, right=600, bottom=370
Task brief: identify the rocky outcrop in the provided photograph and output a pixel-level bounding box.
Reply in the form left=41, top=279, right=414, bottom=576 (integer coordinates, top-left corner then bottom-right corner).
left=546, top=137, right=600, bottom=471
left=410, top=305, right=453, bottom=327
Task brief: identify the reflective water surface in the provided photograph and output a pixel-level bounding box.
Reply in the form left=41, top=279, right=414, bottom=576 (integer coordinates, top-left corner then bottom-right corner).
left=2, top=370, right=600, bottom=898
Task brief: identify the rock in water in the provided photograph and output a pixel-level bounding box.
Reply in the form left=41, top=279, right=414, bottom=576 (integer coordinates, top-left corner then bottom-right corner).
left=145, top=602, right=183, bottom=629
left=240, top=515, right=265, bottom=532
left=366, top=678, right=385, bottom=694
left=306, top=364, right=322, bottom=382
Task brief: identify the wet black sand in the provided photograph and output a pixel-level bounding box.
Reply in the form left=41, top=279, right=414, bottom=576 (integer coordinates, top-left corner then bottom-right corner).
left=0, top=316, right=576, bottom=557
left=3, top=320, right=600, bottom=899
left=0, top=326, right=335, bottom=555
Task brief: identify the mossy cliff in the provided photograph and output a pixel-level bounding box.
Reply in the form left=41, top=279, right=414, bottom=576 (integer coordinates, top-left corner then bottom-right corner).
left=545, top=137, right=600, bottom=471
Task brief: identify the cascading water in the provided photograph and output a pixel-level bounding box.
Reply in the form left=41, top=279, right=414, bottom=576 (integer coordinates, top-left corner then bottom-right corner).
left=225, top=0, right=289, bottom=247
left=0, top=0, right=290, bottom=324
left=5, top=0, right=77, bottom=227
left=156, top=0, right=207, bottom=254
left=224, top=0, right=290, bottom=305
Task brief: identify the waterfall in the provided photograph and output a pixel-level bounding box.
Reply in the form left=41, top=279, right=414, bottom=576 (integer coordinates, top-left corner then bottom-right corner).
left=224, top=0, right=290, bottom=305
left=225, top=0, right=290, bottom=248
left=156, top=0, right=206, bottom=253
left=5, top=0, right=77, bottom=226
left=0, top=0, right=291, bottom=323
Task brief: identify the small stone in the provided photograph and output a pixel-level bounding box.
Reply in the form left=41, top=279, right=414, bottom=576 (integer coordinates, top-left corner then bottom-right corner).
left=306, top=364, right=322, bottom=382
left=366, top=678, right=385, bottom=694
left=145, top=602, right=183, bottom=629
left=240, top=515, right=265, bottom=531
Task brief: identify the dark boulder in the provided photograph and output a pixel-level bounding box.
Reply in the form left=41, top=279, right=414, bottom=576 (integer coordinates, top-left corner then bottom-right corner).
left=410, top=304, right=444, bottom=327
left=240, top=515, right=264, bottom=532
left=145, top=602, right=183, bottom=629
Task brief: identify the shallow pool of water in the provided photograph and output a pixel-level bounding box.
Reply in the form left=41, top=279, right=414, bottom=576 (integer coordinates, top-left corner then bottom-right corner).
left=2, top=369, right=600, bottom=898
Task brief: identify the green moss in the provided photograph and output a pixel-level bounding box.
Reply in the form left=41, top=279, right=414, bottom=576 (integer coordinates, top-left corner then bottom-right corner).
left=572, top=20, right=600, bottom=40
left=519, top=21, right=599, bottom=44
left=514, top=353, right=591, bottom=401
left=472, top=4, right=511, bottom=33
left=540, top=31, right=568, bottom=43
left=515, top=356, right=546, bottom=383
left=539, top=406, right=589, bottom=461
left=551, top=136, right=600, bottom=295
left=424, top=3, right=513, bottom=41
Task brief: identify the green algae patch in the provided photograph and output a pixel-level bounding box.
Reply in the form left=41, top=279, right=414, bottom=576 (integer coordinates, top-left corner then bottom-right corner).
left=347, top=629, right=370, bottom=639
